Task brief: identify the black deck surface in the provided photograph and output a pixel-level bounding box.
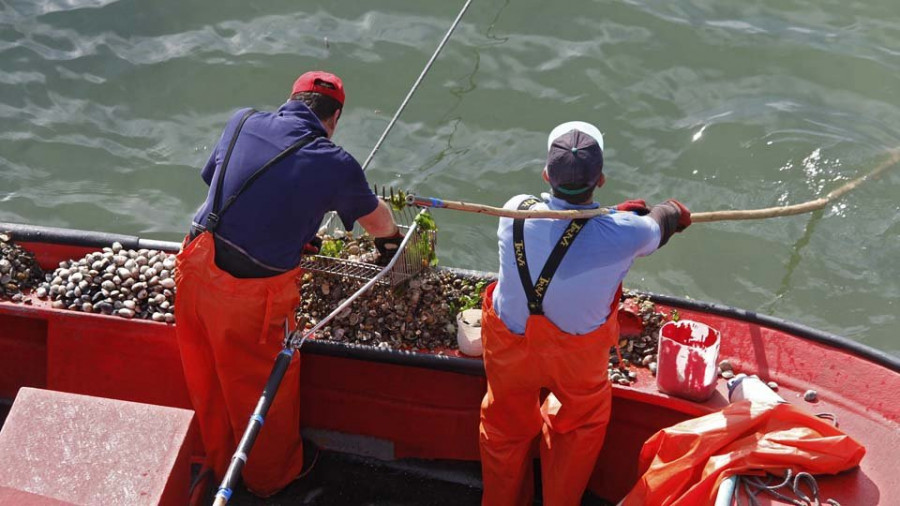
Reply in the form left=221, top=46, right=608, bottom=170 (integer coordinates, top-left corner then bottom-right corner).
left=0, top=399, right=10, bottom=429
left=201, top=447, right=614, bottom=506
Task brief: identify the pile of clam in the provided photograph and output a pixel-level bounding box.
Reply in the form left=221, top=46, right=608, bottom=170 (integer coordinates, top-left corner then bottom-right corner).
left=0, top=232, right=44, bottom=302
left=300, top=230, right=675, bottom=367
left=298, top=270, right=488, bottom=351
left=297, top=267, right=487, bottom=351
left=36, top=242, right=176, bottom=322
left=608, top=291, right=672, bottom=385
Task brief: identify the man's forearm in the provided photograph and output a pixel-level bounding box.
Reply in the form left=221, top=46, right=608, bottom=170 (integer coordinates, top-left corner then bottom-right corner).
left=649, top=202, right=682, bottom=248
left=358, top=200, right=399, bottom=237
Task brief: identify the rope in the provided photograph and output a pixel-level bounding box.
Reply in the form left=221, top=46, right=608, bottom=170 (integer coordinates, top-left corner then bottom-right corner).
left=732, top=470, right=842, bottom=506
left=296, top=446, right=320, bottom=479
left=815, top=412, right=839, bottom=427
left=792, top=472, right=821, bottom=505
left=187, top=466, right=214, bottom=502
left=323, top=0, right=474, bottom=229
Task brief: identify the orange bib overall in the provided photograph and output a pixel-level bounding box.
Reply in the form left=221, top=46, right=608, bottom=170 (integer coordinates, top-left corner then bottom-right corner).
left=480, top=203, right=621, bottom=506
left=175, top=234, right=303, bottom=495
left=175, top=109, right=313, bottom=496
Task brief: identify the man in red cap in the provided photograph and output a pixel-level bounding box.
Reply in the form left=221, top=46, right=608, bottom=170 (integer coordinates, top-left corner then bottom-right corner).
left=479, top=121, right=691, bottom=505
left=176, top=71, right=401, bottom=496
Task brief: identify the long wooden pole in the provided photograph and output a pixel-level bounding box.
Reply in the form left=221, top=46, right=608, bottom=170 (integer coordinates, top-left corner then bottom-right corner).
left=693, top=148, right=900, bottom=223
left=405, top=149, right=899, bottom=222
left=405, top=195, right=611, bottom=219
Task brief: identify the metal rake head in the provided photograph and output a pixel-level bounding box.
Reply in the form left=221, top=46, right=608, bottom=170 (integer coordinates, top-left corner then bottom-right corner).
left=300, top=186, right=436, bottom=287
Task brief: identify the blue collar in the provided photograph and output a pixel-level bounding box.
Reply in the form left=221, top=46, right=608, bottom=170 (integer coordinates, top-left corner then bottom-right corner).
left=278, top=99, right=314, bottom=113
left=277, top=100, right=328, bottom=137
left=545, top=194, right=601, bottom=211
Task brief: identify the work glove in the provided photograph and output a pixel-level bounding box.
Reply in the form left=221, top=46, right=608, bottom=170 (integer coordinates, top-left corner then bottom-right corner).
left=302, top=236, right=323, bottom=255
left=374, top=230, right=404, bottom=265
left=615, top=199, right=651, bottom=215
left=666, top=199, right=692, bottom=231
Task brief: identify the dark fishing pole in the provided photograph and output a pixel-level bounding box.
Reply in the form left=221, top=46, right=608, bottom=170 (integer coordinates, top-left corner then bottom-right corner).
left=212, top=345, right=294, bottom=506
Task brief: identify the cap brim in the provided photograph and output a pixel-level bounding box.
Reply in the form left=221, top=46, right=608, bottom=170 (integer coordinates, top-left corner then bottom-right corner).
left=547, top=121, right=604, bottom=151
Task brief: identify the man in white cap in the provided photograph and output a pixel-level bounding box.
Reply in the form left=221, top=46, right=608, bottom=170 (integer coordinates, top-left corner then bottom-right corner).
left=478, top=121, right=690, bottom=506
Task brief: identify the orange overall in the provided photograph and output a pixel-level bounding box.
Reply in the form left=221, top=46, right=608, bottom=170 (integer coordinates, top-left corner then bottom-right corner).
left=175, top=233, right=303, bottom=495
left=175, top=109, right=313, bottom=496
left=480, top=203, right=621, bottom=506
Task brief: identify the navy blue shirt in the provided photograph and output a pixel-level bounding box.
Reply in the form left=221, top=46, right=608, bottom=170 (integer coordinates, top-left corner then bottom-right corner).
left=192, top=100, right=379, bottom=271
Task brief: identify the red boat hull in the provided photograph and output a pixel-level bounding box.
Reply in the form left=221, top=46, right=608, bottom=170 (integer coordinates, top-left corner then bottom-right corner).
left=0, top=224, right=897, bottom=504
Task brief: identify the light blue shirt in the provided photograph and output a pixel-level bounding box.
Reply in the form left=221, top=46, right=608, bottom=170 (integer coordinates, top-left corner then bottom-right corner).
left=494, top=194, right=661, bottom=335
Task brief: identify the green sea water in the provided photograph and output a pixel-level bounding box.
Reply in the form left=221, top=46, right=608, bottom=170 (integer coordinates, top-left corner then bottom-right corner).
left=1, top=0, right=898, bottom=355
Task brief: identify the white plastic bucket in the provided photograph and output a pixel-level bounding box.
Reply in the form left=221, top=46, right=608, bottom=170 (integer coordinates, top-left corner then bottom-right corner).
left=456, top=309, right=483, bottom=356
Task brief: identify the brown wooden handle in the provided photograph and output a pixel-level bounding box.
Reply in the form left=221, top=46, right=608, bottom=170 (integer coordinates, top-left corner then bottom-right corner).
left=404, top=149, right=899, bottom=223
left=407, top=196, right=611, bottom=219
left=693, top=148, right=899, bottom=223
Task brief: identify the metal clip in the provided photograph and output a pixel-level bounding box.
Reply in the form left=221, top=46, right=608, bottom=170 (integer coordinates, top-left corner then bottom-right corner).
left=206, top=213, right=221, bottom=232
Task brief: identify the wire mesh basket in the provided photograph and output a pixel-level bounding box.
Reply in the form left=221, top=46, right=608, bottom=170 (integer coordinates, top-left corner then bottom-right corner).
left=298, top=205, right=436, bottom=287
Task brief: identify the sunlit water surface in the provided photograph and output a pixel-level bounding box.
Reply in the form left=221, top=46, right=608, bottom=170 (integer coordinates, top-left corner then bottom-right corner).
left=1, top=0, right=898, bottom=355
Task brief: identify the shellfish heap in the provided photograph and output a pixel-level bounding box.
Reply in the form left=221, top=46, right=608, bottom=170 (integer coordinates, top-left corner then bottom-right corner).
left=36, top=242, right=176, bottom=322
left=298, top=232, right=672, bottom=375
left=608, top=291, right=672, bottom=385
left=0, top=232, right=44, bottom=302
left=297, top=233, right=488, bottom=351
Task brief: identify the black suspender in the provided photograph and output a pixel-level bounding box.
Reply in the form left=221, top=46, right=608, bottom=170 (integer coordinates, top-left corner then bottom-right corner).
left=206, top=109, right=256, bottom=232
left=512, top=198, right=542, bottom=313
left=204, top=109, right=319, bottom=233
left=512, top=198, right=589, bottom=315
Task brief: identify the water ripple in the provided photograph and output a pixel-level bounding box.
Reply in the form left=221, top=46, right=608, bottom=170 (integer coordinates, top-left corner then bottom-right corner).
left=0, top=0, right=898, bottom=354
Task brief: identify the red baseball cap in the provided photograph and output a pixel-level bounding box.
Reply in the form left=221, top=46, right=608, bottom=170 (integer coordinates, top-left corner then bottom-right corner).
left=291, top=71, right=345, bottom=106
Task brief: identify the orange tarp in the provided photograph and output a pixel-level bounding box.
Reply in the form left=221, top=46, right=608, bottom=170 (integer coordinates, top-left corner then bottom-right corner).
left=621, top=400, right=865, bottom=506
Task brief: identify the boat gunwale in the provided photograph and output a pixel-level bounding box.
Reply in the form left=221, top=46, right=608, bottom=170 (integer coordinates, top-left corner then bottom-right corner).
left=2, top=220, right=898, bottom=374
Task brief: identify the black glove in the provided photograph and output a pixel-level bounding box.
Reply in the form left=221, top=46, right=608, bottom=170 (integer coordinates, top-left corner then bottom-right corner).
left=374, top=231, right=403, bottom=264
left=302, top=236, right=323, bottom=255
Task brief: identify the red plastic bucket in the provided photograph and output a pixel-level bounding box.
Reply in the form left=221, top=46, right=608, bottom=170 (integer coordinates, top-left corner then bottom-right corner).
left=656, top=320, right=721, bottom=402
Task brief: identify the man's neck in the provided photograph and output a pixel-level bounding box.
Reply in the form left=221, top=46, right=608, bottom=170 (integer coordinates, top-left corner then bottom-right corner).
left=546, top=194, right=599, bottom=209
